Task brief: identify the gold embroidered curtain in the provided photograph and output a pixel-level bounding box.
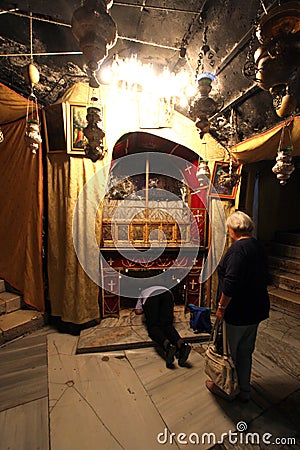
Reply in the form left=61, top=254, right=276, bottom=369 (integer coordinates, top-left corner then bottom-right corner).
left=47, top=153, right=109, bottom=324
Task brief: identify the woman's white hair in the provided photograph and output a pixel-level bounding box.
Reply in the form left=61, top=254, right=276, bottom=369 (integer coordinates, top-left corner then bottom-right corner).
left=226, top=211, right=254, bottom=234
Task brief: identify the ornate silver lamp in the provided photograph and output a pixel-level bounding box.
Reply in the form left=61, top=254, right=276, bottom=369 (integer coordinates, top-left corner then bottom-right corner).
left=196, top=142, right=211, bottom=190
left=272, top=123, right=295, bottom=185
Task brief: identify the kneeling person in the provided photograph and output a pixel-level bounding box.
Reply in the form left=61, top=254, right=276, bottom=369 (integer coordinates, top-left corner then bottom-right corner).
left=135, top=285, right=191, bottom=368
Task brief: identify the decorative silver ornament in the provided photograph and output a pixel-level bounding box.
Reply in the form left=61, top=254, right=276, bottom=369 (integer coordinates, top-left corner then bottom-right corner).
left=24, top=120, right=42, bottom=154
left=272, top=147, right=295, bottom=185
left=196, top=161, right=211, bottom=189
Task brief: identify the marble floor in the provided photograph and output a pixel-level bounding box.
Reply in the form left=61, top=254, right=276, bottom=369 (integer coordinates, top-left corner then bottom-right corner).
left=0, top=308, right=300, bottom=450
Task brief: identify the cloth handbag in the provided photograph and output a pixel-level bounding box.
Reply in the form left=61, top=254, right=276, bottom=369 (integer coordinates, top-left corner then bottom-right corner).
left=204, top=320, right=240, bottom=397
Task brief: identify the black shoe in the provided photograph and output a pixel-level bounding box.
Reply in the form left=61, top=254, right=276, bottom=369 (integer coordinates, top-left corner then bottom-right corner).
left=178, top=343, right=191, bottom=366
left=165, top=344, right=177, bottom=367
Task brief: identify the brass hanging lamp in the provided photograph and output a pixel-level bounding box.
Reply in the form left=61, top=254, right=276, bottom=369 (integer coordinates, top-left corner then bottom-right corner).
left=83, top=85, right=107, bottom=162
left=71, top=0, right=117, bottom=79
left=189, top=24, right=221, bottom=138
left=243, top=1, right=300, bottom=118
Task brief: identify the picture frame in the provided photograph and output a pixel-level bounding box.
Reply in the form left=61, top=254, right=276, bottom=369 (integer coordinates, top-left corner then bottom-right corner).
left=69, top=104, right=88, bottom=154
left=209, top=161, right=242, bottom=199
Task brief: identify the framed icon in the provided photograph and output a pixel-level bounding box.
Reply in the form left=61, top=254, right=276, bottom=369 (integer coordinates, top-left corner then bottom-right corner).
left=69, top=104, right=88, bottom=153
left=209, top=161, right=242, bottom=199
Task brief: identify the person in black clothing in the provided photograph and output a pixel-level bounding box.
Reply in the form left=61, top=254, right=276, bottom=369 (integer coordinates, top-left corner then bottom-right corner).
left=135, top=285, right=191, bottom=368
left=206, top=211, right=270, bottom=402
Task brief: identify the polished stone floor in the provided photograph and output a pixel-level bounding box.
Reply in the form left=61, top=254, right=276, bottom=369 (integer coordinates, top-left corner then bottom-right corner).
left=1, top=308, right=300, bottom=450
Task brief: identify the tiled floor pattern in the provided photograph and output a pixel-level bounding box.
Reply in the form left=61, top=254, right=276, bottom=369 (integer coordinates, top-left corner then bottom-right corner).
left=1, top=308, right=300, bottom=450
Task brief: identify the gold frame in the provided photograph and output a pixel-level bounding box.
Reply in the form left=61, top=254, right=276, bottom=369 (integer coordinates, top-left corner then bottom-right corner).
left=68, top=104, right=88, bottom=154
left=209, top=161, right=242, bottom=199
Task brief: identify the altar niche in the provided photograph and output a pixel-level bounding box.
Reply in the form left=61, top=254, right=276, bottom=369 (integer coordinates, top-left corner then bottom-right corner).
left=99, top=152, right=207, bottom=317
left=119, top=270, right=185, bottom=310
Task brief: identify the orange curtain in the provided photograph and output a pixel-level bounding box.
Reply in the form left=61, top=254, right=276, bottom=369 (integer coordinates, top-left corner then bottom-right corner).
left=0, top=119, right=44, bottom=311
left=231, top=116, right=300, bottom=163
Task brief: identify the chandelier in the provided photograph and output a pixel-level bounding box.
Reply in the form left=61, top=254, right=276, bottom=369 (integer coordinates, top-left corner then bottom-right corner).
left=243, top=1, right=300, bottom=118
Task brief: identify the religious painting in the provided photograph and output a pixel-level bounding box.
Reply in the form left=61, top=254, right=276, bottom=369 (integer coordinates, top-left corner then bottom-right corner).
left=209, top=161, right=242, bottom=199
left=69, top=105, right=88, bottom=153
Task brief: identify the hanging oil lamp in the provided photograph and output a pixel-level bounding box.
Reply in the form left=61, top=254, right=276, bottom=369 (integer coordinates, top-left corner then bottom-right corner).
left=25, top=96, right=42, bottom=154
left=24, top=12, right=42, bottom=154
left=272, top=147, right=295, bottom=185
left=71, top=0, right=117, bottom=75
left=196, top=142, right=210, bottom=189
left=189, top=24, right=221, bottom=138
left=24, top=67, right=41, bottom=154
left=189, top=72, right=219, bottom=138
left=243, top=1, right=300, bottom=118
left=83, top=85, right=107, bottom=162
left=217, top=152, right=241, bottom=190
left=272, top=123, right=295, bottom=185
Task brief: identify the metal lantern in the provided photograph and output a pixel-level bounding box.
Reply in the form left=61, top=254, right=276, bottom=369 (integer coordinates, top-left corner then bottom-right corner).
left=25, top=93, right=42, bottom=154
left=244, top=1, right=300, bottom=118
left=71, top=0, right=117, bottom=73
left=217, top=153, right=241, bottom=190
left=83, top=106, right=107, bottom=162
left=196, top=160, right=211, bottom=190
left=272, top=124, right=295, bottom=185
left=24, top=118, right=42, bottom=154
left=189, top=73, right=219, bottom=138
left=272, top=146, right=295, bottom=185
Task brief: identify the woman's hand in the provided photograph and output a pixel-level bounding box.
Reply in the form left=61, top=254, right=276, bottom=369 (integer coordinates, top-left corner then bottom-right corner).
left=216, top=307, right=225, bottom=321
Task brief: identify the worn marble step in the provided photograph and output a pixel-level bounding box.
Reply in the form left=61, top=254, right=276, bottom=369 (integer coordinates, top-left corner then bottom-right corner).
left=269, top=255, right=300, bottom=276
left=275, top=232, right=300, bottom=247
left=0, top=280, right=5, bottom=293
left=269, top=270, right=300, bottom=294
left=271, top=242, right=300, bottom=260
left=268, top=286, right=300, bottom=316
left=0, top=310, right=45, bottom=345
left=0, top=292, right=21, bottom=315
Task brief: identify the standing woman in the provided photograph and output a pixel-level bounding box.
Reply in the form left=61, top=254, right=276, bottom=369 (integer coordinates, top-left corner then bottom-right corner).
left=206, top=211, right=270, bottom=402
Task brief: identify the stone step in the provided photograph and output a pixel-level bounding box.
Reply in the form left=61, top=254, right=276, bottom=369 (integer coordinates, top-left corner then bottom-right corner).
left=271, top=242, right=300, bottom=260
left=269, top=270, right=300, bottom=294
left=269, top=255, right=300, bottom=276
left=0, top=292, right=21, bottom=315
left=0, top=279, right=5, bottom=293
left=0, top=310, right=45, bottom=345
left=275, top=231, right=300, bottom=247
left=268, top=286, right=300, bottom=316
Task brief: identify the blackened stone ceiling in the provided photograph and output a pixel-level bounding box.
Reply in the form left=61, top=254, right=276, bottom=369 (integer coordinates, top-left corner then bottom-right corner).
left=0, top=0, right=299, bottom=146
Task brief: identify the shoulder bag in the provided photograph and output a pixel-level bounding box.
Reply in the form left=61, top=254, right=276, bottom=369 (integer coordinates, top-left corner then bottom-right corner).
left=204, top=320, right=240, bottom=397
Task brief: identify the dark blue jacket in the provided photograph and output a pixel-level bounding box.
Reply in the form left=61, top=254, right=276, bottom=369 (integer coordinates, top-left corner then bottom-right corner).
left=217, top=237, right=270, bottom=325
